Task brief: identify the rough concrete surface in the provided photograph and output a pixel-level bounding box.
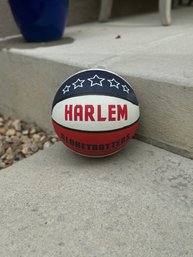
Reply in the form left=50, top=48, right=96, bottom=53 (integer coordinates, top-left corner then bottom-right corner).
left=0, top=140, right=193, bottom=257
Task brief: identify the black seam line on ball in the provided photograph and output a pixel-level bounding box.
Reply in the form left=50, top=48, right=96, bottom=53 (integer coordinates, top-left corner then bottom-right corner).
left=52, top=118, right=140, bottom=134
left=51, top=92, right=139, bottom=111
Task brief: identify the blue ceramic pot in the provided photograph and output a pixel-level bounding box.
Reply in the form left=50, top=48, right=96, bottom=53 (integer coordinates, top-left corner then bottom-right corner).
left=8, top=0, right=69, bottom=42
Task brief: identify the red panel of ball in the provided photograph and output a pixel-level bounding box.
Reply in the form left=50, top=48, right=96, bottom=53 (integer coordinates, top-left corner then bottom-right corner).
left=52, top=120, right=139, bottom=157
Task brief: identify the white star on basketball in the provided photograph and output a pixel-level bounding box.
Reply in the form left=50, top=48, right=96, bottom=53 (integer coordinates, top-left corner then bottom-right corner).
left=108, top=78, right=120, bottom=89
left=88, top=75, right=105, bottom=87
left=62, top=85, right=71, bottom=94
left=122, top=85, right=130, bottom=94
left=73, top=79, right=85, bottom=89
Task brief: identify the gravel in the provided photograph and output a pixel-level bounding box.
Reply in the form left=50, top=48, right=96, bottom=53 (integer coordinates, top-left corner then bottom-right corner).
left=0, top=114, right=58, bottom=170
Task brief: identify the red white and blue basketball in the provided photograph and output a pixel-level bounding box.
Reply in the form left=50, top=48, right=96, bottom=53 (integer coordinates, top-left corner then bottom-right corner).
left=51, top=69, right=140, bottom=157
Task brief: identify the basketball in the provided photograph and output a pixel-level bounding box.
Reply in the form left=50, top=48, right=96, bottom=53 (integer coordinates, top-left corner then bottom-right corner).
left=51, top=69, right=140, bottom=157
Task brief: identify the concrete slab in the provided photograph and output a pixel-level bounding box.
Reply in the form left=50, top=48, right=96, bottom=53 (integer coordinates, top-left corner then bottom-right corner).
left=0, top=8, right=193, bottom=158
left=4, top=8, right=193, bottom=84
left=0, top=140, right=193, bottom=257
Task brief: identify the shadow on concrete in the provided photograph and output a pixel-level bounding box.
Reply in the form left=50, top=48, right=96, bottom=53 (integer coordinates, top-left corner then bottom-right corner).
left=0, top=35, right=74, bottom=50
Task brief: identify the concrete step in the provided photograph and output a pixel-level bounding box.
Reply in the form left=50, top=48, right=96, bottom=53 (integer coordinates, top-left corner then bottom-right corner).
left=0, top=7, right=193, bottom=158
left=0, top=139, right=193, bottom=256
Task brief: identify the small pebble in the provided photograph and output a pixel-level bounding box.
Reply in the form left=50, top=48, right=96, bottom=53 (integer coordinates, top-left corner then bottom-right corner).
left=15, top=152, right=24, bottom=161
left=22, top=130, right=29, bottom=135
left=30, top=127, right=37, bottom=135
left=15, top=152, right=25, bottom=161
left=6, top=128, right=16, bottom=136
left=30, top=143, right=39, bottom=153
left=40, top=135, right=47, bottom=143
left=21, top=145, right=32, bottom=155
left=43, top=141, right=52, bottom=149
left=51, top=137, right=57, bottom=143
left=1, top=153, right=7, bottom=160
left=0, top=127, right=7, bottom=134
left=6, top=147, right=13, bottom=154
left=6, top=147, right=14, bottom=161
left=12, top=119, right=22, bottom=131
